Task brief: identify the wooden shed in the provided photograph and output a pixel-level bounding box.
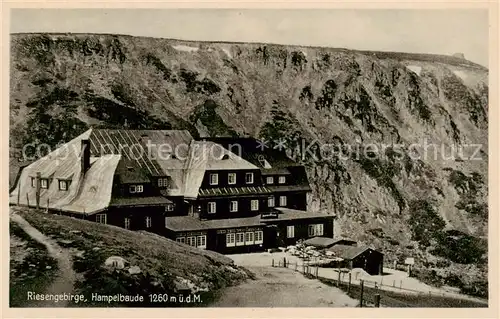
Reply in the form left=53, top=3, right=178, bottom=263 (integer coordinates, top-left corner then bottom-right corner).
left=328, top=245, right=384, bottom=275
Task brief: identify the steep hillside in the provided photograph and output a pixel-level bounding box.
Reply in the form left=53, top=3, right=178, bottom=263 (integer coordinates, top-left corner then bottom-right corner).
left=9, top=33, right=488, bottom=295
left=12, top=208, right=250, bottom=306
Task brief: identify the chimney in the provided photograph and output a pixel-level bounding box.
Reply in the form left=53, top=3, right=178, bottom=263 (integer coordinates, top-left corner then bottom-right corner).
left=35, top=172, right=41, bottom=209
left=81, top=139, right=91, bottom=173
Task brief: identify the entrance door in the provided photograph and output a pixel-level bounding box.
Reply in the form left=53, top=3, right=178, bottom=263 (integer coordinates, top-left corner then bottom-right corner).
left=264, top=225, right=278, bottom=249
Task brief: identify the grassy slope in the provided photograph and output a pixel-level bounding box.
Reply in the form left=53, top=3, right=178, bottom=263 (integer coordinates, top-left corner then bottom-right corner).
left=16, top=209, right=251, bottom=307
left=10, top=221, right=59, bottom=307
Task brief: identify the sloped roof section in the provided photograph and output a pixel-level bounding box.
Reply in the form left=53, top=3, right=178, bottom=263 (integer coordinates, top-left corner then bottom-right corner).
left=9, top=130, right=122, bottom=214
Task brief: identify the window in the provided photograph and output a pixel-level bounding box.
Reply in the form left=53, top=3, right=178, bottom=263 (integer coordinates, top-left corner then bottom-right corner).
left=158, top=178, right=169, bottom=187
left=136, top=185, right=144, bottom=193
left=31, top=177, right=36, bottom=187
left=287, top=225, right=295, bottom=238
left=279, top=176, right=286, bottom=184
left=145, top=216, right=152, bottom=228
left=208, top=202, right=216, bottom=214
left=124, top=218, right=131, bottom=230
left=209, top=173, right=218, bottom=185
left=96, top=214, right=107, bottom=224
left=236, top=233, right=245, bottom=246
left=254, top=230, right=263, bottom=244
left=165, top=204, right=174, bottom=212
left=308, top=224, right=324, bottom=237
left=266, top=177, right=274, bottom=184
left=58, top=180, right=68, bottom=191
left=176, top=237, right=186, bottom=244
left=279, top=196, right=287, bottom=207
left=129, top=185, right=136, bottom=193
left=40, top=178, right=48, bottom=189
left=226, top=233, right=236, bottom=247
left=197, top=235, right=207, bottom=249
left=268, top=196, right=275, bottom=208
left=228, top=173, right=236, bottom=185
left=251, top=200, right=259, bottom=211
left=230, top=201, right=238, bottom=212
left=245, top=172, right=254, bottom=184
left=186, top=236, right=196, bottom=247
left=245, top=232, right=254, bottom=245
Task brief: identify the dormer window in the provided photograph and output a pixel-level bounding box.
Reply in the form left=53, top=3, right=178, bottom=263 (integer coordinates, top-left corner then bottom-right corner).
left=245, top=172, right=254, bottom=184
left=266, top=177, right=274, bottom=184
left=279, top=176, right=286, bottom=184
left=40, top=178, right=49, bottom=189
left=158, top=178, right=169, bottom=187
left=209, top=173, right=218, bottom=185
left=228, top=173, right=236, bottom=185
left=58, top=180, right=69, bottom=191
left=222, top=154, right=230, bottom=160
left=129, top=185, right=144, bottom=193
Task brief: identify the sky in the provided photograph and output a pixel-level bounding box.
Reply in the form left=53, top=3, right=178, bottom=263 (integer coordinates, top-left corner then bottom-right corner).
left=10, top=9, right=489, bottom=67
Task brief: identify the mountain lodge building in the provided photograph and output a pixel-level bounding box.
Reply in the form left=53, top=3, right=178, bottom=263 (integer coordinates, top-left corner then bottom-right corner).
left=10, top=129, right=334, bottom=253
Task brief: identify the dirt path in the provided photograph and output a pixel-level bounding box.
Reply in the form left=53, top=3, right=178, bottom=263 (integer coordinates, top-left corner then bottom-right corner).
left=11, top=213, right=76, bottom=307
left=213, top=266, right=358, bottom=307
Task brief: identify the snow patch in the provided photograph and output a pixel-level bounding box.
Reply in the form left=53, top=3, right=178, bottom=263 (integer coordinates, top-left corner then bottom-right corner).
left=406, top=65, right=422, bottom=76
left=172, top=45, right=199, bottom=53
left=453, top=70, right=468, bottom=81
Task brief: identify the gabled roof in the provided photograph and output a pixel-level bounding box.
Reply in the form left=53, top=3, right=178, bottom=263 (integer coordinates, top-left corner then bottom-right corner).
left=327, top=245, right=383, bottom=260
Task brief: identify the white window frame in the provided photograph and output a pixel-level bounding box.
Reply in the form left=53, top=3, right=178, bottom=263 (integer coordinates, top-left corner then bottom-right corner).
left=136, top=185, right=144, bottom=193
left=316, top=224, right=324, bottom=236
left=31, top=177, right=36, bottom=187
left=158, top=178, right=168, bottom=187
left=145, top=216, right=152, bottom=228
left=208, top=202, right=216, bottom=214
left=209, top=173, right=218, bottom=185
left=287, top=225, right=295, bottom=238
left=40, top=178, right=48, bottom=189
left=308, top=224, right=324, bottom=237
left=279, top=196, right=287, bottom=207
left=228, top=173, right=236, bottom=185
left=254, top=230, right=263, bottom=244
left=129, top=185, right=136, bottom=193
left=197, top=235, right=207, bottom=249
left=268, top=196, right=275, bottom=208
left=245, top=172, right=254, bottom=184
left=236, top=232, right=245, bottom=246
left=186, top=236, right=196, bottom=247
left=251, top=199, right=259, bottom=211
left=245, top=232, right=254, bottom=245
left=230, top=200, right=238, bottom=212
left=165, top=204, right=174, bottom=212
left=266, top=176, right=274, bottom=184
left=124, top=217, right=131, bottom=229
left=226, top=233, right=236, bottom=247
left=279, top=176, right=286, bottom=184
left=58, top=180, right=68, bottom=191
left=96, top=214, right=107, bottom=224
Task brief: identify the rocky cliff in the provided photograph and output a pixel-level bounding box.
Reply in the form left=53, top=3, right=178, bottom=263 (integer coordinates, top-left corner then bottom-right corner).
left=9, top=33, right=488, bottom=295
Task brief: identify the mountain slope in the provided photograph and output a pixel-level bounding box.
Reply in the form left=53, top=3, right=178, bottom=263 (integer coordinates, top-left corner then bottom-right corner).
left=9, top=33, right=488, bottom=296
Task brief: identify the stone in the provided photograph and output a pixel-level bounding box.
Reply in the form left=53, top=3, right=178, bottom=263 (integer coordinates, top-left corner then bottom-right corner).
left=104, top=256, right=127, bottom=269
left=128, top=265, right=141, bottom=274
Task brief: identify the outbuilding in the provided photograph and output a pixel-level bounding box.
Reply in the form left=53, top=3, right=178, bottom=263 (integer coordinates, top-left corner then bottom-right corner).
left=327, top=245, right=384, bottom=275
